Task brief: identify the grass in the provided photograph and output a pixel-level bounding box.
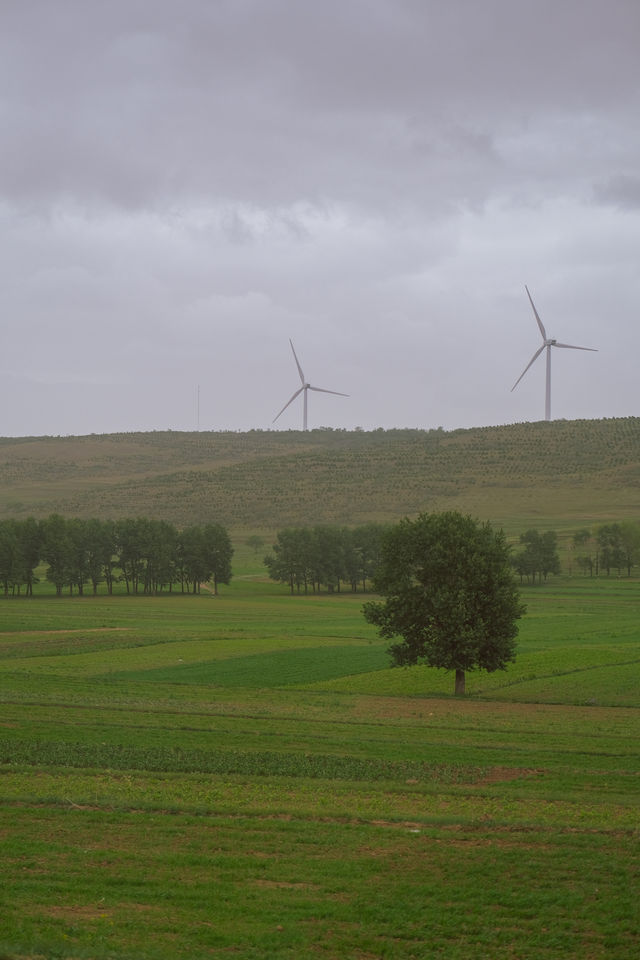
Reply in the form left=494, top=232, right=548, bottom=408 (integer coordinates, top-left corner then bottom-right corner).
left=0, top=575, right=639, bottom=958
left=1, top=805, right=636, bottom=960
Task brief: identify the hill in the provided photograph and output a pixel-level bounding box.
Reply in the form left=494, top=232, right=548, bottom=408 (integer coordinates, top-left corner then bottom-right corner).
left=1, top=418, right=640, bottom=534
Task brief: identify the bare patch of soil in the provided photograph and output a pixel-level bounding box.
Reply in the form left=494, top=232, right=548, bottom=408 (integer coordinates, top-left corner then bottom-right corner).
left=252, top=879, right=319, bottom=890
left=474, top=766, right=544, bottom=785
left=43, top=901, right=161, bottom=921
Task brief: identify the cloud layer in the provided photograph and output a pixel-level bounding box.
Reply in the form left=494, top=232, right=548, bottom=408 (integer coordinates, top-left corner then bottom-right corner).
left=2, top=0, right=639, bottom=435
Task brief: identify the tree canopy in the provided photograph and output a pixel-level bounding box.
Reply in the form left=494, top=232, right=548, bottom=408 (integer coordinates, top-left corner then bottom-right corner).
left=263, top=523, right=386, bottom=594
left=0, top=515, right=233, bottom=597
left=363, top=511, right=525, bottom=695
left=512, top=529, right=560, bottom=584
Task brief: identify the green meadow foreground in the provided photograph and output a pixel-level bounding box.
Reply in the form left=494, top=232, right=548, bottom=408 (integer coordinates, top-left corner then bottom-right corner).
left=0, top=576, right=638, bottom=959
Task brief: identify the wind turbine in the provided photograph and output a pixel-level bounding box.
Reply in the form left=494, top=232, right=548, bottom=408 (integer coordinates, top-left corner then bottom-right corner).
left=273, top=339, right=348, bottom=431
left=511, top=285, right=597, bottom=421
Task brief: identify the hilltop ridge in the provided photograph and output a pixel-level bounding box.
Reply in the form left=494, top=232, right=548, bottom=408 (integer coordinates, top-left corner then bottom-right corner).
left=1, top=418, right=639, bottom=533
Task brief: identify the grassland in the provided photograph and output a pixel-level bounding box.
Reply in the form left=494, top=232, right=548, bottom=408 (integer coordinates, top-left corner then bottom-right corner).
left=0, top=420, right=638, bottom=957
left=2, top=417, right=640, bottom=533
left=0, top=570, right=638, bottom=959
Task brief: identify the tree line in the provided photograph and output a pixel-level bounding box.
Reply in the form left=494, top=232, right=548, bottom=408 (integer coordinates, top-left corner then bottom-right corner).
left=263, top=523, right=386, bottom=594
left=264, top=520, right=640, bottom=593
left=512, top=522, right=640, bottom=582
left=0, top=516, right=233, bottom=597
left=511, top=529, right=561, bottom=584
left=572, top=522, right=640, bottom=577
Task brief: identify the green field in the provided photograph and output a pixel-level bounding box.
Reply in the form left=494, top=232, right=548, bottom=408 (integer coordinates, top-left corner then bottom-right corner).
left=1, top=573, right=638, bottom=959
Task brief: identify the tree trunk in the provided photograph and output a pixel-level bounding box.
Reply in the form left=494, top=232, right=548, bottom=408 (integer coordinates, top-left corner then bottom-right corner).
left=455, top=669, right=466, bottom=696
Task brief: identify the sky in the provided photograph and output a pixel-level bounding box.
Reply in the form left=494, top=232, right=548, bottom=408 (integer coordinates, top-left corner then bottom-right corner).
left=1, top=0, right=639, bottom=437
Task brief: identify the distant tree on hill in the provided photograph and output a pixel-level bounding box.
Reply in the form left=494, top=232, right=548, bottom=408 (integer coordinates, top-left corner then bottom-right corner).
left=263, top=524, right=387, bottom=594
left=513, top=529, right=560, bottom=584
left=264, top=528, right=312, bottom=594
left=618, top=522, right=640, bottom=576
left=352, top=523, right=386, bottom=592
left=81, top=518, right=110, bottom=594
left=310, top=525, right=344, bottom=593
left=573, top=528, right=597, bottom=576
left=597, top=524, right=624, bottom=576
left=596, top=522, right=640, bottom=576
left=178, top=525, right=205, bottom=593
left=178, top=523, right=233, bottom=594
left=40, top=514, right=75, bottom=596
left=246, top=535, right=265, bottom=555
left=15, top=517, right=41, bottom=596
left=144, top=520, right=179, bottom=594
left=203, top=523, right=234, bottom=594
left=0, top=520, right=19, bottom=597
left=0, top=518, right=42, bottom=596
left=116, top=518, right=148, bottom=595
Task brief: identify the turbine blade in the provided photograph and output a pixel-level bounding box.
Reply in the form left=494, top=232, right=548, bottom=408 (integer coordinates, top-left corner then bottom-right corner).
left=525, top=285, right=547, bottom=341
left=289, top=339, right=305, bottom=385
left=308, top=385, right=349, bottom=397
left=273, top=386, right=304, bottom=422
left=553, top=342, right=598, bottom=352
left=511, top=345, right=546, bottom=392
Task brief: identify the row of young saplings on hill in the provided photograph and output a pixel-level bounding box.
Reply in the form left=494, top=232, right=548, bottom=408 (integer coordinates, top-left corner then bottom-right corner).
left=0, top=515, right=233, bottom=597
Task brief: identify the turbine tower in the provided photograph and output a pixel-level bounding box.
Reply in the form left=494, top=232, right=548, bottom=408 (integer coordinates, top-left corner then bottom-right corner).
left=273, top=339, right=348, bottom=431
left=511, top=286, right=597, bottom=421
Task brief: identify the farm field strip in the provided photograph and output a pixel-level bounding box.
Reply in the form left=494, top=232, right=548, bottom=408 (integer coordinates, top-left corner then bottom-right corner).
left=1, top=696, right=638, bottom=770
left=1, top=797, right=637, bottom=960
left=0, top=808, right=633, bottom=960
left=0, top=637, right=378, bottom=678
left=313, top=655, right=640, bottom=706
left=1, top=765, right=636, bottom=831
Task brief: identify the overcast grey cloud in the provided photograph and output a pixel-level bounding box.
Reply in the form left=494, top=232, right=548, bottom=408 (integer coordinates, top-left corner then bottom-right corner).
left=1, top=0, right=639, bottom=435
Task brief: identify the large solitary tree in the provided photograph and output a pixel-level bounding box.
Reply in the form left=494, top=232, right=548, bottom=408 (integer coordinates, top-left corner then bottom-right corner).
left=363, top=511, right=525, bottom=695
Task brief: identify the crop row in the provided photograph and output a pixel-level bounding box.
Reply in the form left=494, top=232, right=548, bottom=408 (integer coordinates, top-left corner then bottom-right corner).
left=0, top=738, right=480, bottom=783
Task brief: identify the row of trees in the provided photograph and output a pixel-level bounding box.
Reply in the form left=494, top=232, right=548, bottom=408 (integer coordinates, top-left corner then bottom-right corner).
left=572, top=523, right=640, bottom=577
left=263, top=521, right=564, bottom=594
left=512, top=530, right=561, bottom=584
left=263, top=523, right=386, bottom=594
left=264, top=520, right=640, bottom=593
left=512, top=522, right=640, bottom=582
left=0, top=516, right=233, bottom=597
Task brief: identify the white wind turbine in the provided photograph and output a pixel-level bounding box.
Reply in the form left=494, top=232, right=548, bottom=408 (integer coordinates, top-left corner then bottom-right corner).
left=511, top=285, right=597, bottom=421
left=273, top=339, right=348, bottom=431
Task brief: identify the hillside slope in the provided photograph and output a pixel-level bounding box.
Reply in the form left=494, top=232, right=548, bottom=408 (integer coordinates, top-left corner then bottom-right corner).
left=1, top=418, right=639, bottom=533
